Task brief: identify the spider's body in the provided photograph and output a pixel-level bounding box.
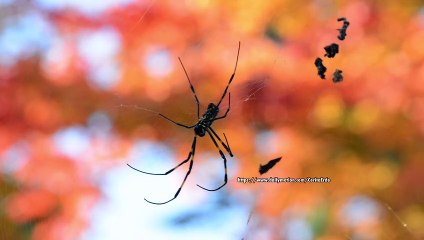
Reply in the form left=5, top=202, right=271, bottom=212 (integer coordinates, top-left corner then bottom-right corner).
left=128, top=42, right=240, bottom=205
left=194, top=103, right=219, bottom=137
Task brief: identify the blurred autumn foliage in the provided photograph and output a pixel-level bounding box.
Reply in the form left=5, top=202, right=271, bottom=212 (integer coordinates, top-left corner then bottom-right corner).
left=1, top=0, right=424, bottom=239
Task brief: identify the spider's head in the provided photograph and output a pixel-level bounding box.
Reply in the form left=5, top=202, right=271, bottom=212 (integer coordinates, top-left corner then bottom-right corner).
left=194, top=125, right=206, bottom=137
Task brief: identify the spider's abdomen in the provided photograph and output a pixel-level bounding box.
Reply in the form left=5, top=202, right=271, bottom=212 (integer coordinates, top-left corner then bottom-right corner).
left=203, top=103, right=219, bottom=120
left=194, top=103, right=219, bottom=137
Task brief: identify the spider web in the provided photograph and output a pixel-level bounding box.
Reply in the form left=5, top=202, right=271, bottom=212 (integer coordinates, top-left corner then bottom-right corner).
left=128, top=0, right=156, bottom=33
left=116, top=77, right=267, bottom=122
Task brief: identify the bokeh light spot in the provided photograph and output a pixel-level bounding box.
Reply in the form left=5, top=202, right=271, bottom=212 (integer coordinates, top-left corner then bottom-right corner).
left=340, top=195, right=380, bottom=228
left=77, top=28, right=122, bottom=90
left=348, top=100, right=381, bottom=133
left=369, top=162, right=397, bottom=190
left=52, top=126, right=91, bottom=160
left=143, top=49, right=174, bottom=79
left=312, top=93, right=345, bottom=128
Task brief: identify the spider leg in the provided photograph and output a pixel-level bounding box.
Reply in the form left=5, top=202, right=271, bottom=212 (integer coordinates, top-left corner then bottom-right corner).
left=217, top=41, right=240, bottom=107
left=214, top=92, right=231, bottom=121
left=178, top=57, right=201, bottom=119
left=127, top=145, right=193, bottom=175
left=197, top=129, right=228, bottom=191
left=208, top=127, right=233, bottom=157
left=158, top=113, right=196, bottom=128
left=144, top=136, right=197, bottom=205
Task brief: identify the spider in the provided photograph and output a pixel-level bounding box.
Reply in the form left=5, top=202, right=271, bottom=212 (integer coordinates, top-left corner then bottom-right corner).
left=128, top=42, right=240, bottom=205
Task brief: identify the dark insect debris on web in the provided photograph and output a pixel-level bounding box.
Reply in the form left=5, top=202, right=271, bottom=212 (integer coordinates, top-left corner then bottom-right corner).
left=314, top=17, right=349, bottom=82
left=314, top=57, right=327, bottom=79
left=337, top=17, right=350, bottom=41
left=259, top=157, right=282, bottom=175
left=332, top=69, right=343, bottom=83
left=324, top=43, right=339, bottom=58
